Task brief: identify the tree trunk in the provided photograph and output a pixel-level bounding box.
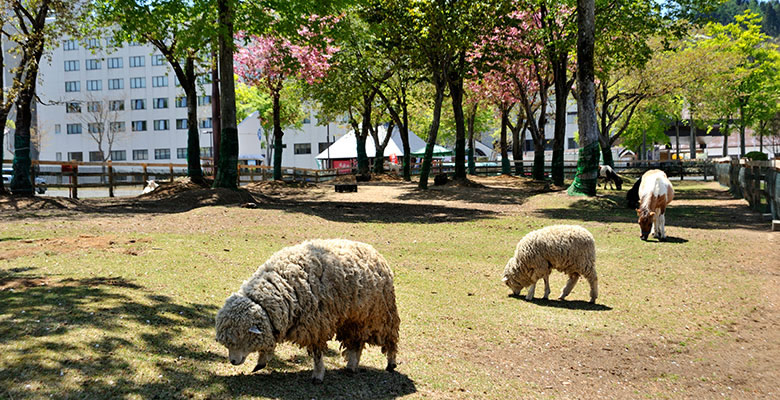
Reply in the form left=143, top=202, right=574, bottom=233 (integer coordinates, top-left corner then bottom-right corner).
left=600, top=140, right=614, bottom=168
left=675, top=119, right=681, bottom=160
left=467, top=107, right=476, bottom=175
left=418, top=77, right=446, bottom=189
left=213, top=0, right=238, bottom=189
left=567, top=0, right=599, bottom=196
left=532, top=138, right=545, bottom=180
left=722, top=118, right=729, bottom=157
left=511, top=115, right=523, bottom=176
left=372, top=122, right=393, bottom=174
left=0, top=32, right=5, bottom=194
left=449, top=76, right=466, bottom=180
left=689, top=114, right=696, bottom=160
left=272, top=91, right=283, bottom=180
left=183, top=59, right=203, bottom=183
left=211, top=50, right=221, bottom=174
left=356, top=93, right=373, bottom=176
left=739, top=104, right=746, bottom=157
left=552, top=61, right=569, bottom=186
left=500, top=106, right=511, bottom=175
left=518, top=122, right=527, bottom=176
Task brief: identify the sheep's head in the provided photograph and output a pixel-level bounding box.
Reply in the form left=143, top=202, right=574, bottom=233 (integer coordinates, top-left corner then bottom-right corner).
left=215, top=294, right=276, bottom=370
left=636, top=208, right=655, bottom=240
left=502, top=258, right=534, bottom=295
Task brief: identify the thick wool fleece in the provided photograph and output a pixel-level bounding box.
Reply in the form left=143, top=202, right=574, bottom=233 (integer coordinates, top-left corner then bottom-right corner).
left=503, top=225, right=598, bottom=302
left=220, top=239, right=400, bottom=361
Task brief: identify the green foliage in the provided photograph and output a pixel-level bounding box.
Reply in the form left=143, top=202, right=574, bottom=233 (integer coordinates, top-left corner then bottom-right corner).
left=235, top=80, right=304, bottom=134
left=620, top=104, right=672, bottom=152
left=744, top=150, right=768, bottom=160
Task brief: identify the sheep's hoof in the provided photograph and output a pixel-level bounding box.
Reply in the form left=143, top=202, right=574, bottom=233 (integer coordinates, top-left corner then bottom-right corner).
left=589, top=299, right=596, bottom=304
left=386, top=362, right=397, bottom=372
left=343, top=368, right=356, bottom=376
left=311, top=377, right=323, bottom=385
left=252, top=362, right=266, bottom=372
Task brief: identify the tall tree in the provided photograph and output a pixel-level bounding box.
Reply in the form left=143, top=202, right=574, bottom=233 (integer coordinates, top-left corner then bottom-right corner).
left=5, top=0, right=79, bottom=196
left=212, top=0, right=238, bottom=188
left=567, top=0, right=598, bottom=196
left=93, top=0, right=214, bottom=183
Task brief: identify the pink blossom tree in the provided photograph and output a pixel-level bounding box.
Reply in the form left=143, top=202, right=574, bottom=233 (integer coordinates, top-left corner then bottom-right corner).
left=234, top=17, right=337, bottom=180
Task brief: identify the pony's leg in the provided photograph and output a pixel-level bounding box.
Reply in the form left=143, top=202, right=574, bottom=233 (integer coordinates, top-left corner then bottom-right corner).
left=526, top=281, right=537, bottom=301
left=559, top=274, right=580, bottom=300
left=658, top=213, right=666, bottom=239
left=543, top=275, right=551, bottom=300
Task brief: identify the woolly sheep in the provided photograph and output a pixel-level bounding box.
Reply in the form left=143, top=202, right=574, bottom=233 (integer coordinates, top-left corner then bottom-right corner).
left=502, top=225, right=598, bottom=303
left=215, top=239, right=400, bottom=383
left=142, top=180, right=158, bottom=194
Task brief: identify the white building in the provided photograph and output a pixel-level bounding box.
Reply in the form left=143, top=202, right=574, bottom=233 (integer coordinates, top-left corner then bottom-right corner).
left=34, top=36, right=215, bottom=164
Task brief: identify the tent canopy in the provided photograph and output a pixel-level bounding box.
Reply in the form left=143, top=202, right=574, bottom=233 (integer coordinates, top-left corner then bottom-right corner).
left=410, top=144, right=454, bottom=158
left=316, top=125, right=427, bottom=160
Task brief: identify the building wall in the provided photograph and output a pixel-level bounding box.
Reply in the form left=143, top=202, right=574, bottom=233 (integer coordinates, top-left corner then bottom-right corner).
left=35, top=36, right=214, bottom=164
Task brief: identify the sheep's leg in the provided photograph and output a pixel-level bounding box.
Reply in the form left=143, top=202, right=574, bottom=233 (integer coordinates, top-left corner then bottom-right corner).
left=525, top=281, right=537, bottom=301
left=542, top=275, right=551, bottom=300
left=559, top=274, right=579, bottom=300
left=386, top=351, right=397, bottom=372
left=587, top=274, right=599, bottom=303
left=346, top=344, right=363, bottom=373
left=311, top=348, right=325, bottom=384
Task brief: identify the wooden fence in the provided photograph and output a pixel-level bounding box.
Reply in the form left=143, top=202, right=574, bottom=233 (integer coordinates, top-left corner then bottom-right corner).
left=3, top=157, right=717, bottom=199
left=712, top=158, right=780, bottom=220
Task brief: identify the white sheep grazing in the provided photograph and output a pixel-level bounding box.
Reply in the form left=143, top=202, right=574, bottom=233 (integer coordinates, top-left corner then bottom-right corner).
left=215, top=239, right=400, bottom=384
left=142, top=180, right=158, bottom=194
left=502, top=225, right=598, bottom=303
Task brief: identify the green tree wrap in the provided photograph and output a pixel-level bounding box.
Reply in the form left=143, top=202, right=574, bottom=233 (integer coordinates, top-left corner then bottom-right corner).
left=567, top=141, right=600, bottom=196
left=10, top=144, right=32, bottom=196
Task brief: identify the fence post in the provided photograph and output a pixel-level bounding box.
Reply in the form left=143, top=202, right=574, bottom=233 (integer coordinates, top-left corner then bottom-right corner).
left=169, top=163, right=174, bottom=183
left=142, top=164, right=148, bottom=183
left=108, top=162, right=114, bottom=198
left=72, top=164, right=79, bottom=199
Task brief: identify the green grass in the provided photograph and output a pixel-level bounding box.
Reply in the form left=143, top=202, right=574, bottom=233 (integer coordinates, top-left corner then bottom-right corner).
left=0, top=181, right=770, bottom=399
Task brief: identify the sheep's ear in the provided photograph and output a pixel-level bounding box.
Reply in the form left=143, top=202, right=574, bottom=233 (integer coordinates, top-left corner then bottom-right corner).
left=501, top=276, right=508, bottom=283
left=249, top=326, right=262, bottom=335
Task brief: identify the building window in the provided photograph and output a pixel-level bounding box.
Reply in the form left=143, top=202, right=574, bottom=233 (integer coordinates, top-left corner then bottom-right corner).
left=176, top=119, right=188, bottom=130
left=110, top=150, right=126, bottom=161
left=175, top=96, right=186, bottom=108
left=153, top=98, right=168, bottom=109
left=197, top=95, right=211, bottom=106
left=154, top=148, right=171, bottom=160
left=55, top=124, right=62, bottom=134
left=86, top=80, right=102, bottom=91
left=108, top=78, right=124, bottom=90
left=85, top=38, right=100, bottom=49
left=152, top=76, right=168, bottom=87
left=303, top=117, right=311, bottom=124
left=567, top=137, right=579, bottom=149
left=66, top=123, right=82, bottom=134
left=64, top=60, right=79, bottom=71
left=63, top=39, right=78, bottom=51
left=130, top=77, right=146, bottom=88
left=109, top=100, right=125, bottom=111
left=88, top=123, right=104, bottom=134
left=318, top=142, right=331, bottom=154
left=131, top=99, right=146, bottom=110
left=153, top=119, right=169, bottom=131
left=566, top=112, right=577, bottom=125
left=65, top=81, right=80, bottom=92
left=89, top=151, right=103, bottom=162
left=294, top=143, right=312, bottom=155
left=107, top=57, right=123, bottom=69
left=87, top=101, right=102, bottom=113
left=200, top=147, right=213, bottom=158
left=85, top=59, right=101, bottom=70
left=176, top=148, right=187, bottom=159
left=128, top=40, right=142, bottom=47
left=56, top=152, right=62, bottom=161
left=68, top=152, right=83, bottom=161
left=174, top=76, right=180, bottom=87
left=151, top=54, right=166, bottom=66
left=66, top=102, right=81, bottom=113
left=132, top=121, right=147, bottom=131
left=199, top=118, right=212, bottom=129
left=110, top=121, right=126, bottom=132
left=197, top=75, right=212, bottom=85
left=133, top=149, right=148, bottom=160
left=129, top=56, right=145, bottom=67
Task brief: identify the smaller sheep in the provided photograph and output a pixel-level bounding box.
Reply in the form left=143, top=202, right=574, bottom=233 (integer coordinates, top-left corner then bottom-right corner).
left=502, top=225, right=598, bottom=303
left=215, top=239, right=400, bottom=384
left=142, top=180, right=158, bottom=194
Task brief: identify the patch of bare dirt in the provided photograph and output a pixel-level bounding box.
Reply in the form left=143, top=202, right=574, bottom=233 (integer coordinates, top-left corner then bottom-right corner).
left=0, top=235, right=125, bottom=261
left=0, top=275, right=141, bottom=291
left=0, top=194, right=80, bottom=211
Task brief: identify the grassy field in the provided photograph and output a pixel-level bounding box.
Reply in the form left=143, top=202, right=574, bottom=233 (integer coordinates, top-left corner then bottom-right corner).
left=1, top=178, right=777, bottom=399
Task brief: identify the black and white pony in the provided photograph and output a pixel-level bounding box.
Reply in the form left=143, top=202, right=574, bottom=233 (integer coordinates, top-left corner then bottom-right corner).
left=598, top=165, right=623, bottom=190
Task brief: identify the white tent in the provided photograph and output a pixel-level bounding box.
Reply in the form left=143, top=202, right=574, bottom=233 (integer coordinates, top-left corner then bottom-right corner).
left=316, top=125, right=427, bottom=160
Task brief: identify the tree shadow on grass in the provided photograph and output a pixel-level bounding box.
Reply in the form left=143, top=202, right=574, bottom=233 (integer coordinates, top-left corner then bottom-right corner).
left=0, top=273, right=225, bottom=399
left=218, top=367, right=417, bottom=400
left=508, top=294, right=613, bottom=311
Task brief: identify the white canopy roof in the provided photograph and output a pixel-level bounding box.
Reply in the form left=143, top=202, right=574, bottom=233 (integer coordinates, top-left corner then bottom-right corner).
left=316, top=125, right=427, bottom=160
